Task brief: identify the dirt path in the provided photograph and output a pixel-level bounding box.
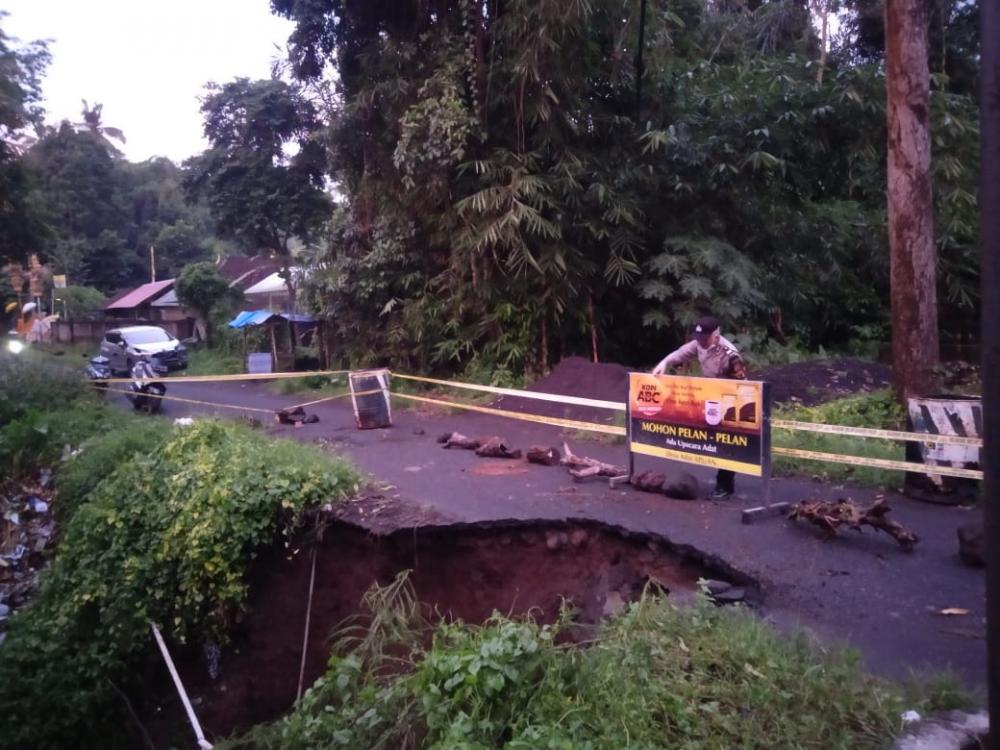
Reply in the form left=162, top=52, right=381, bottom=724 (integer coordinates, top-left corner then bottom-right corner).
left=116, top=376, right=986, bottom=690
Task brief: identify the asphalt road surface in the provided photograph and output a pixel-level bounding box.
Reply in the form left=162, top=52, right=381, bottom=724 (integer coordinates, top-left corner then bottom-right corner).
left=113, top=377, right=987, bottom=691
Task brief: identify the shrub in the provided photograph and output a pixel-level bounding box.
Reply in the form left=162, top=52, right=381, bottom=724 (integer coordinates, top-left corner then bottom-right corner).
left=0, top=420, right=359, bottom=749
left=55, top=417, right=173, bottom=520
left=240, top=578, right=968, bottom=750
left=0, top=402, right=130, bottom=477
left=0, top=355, right=91, bottom=427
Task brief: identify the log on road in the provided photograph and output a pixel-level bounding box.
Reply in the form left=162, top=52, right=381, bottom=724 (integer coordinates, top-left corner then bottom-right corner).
left=787, top=497, right=919, bottom=551
left=475, top=437, right=522, bottom=459
left=526, top=446, right=562, bottom=465
left=560, top=442, right=626, bottom=480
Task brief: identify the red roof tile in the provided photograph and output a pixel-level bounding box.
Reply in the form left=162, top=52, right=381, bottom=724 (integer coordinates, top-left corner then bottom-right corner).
left=103, top=279, right=174, bottom=310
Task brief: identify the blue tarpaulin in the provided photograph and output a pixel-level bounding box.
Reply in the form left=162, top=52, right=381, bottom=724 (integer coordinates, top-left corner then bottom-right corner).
left=227, top=310, right=316, bottom=329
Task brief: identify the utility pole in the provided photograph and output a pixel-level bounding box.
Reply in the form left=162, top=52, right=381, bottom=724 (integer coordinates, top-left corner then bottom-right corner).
left=635, top=0, right=647, bottom=122
left=150, top=246, right=157, bottom=283
left=981, top=0, right=999, bottom=745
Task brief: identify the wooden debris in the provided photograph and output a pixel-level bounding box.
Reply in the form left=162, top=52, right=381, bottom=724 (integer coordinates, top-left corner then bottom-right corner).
left=526, top=446, right=562, bottom=466
left=438, top=432, right=483, bottom=450
left=957, top=522, right=985, bottom=568
left=631, top=471, right=666, bottom=493
left=742, top=502, right=791, bottom=525
left=787, top=497, right=919, bottom=551
left=475, top=437, right=522, bottom=459
left=275, top=407, right=319, bottom=425
left=663, top=472, right=699, bottom=500
left=560, top=442, right=626, bottom=481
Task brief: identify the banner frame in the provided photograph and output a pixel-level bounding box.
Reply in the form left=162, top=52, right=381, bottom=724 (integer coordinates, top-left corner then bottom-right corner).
left=626, top=372, right=772, bottom=502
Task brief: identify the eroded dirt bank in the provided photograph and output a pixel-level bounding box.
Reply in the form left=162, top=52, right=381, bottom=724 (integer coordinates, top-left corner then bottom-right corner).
left=148, top=517, right=753, bottom=742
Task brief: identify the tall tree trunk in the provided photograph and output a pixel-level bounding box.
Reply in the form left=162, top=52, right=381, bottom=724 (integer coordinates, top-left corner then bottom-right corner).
left=540, top=311, right=548, bottom=373
left=885, top=0, right=940, bottom=400
left=588, top=293, right=599, bottom=363
left=811, top=0, right=830, bottom=85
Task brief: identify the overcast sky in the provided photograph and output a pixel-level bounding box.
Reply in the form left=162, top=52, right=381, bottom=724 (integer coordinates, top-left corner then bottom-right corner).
left=2, top=0, right=295, bottom=163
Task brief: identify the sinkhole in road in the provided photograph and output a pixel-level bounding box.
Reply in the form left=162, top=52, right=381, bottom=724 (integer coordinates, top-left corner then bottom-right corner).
left=148, top=517, right=754, bottom=741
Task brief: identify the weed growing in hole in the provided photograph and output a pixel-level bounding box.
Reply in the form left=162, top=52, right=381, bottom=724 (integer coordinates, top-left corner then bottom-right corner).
left=0, top=420, right=360, bottom=750
left=233, top=576, right=970, bottom=750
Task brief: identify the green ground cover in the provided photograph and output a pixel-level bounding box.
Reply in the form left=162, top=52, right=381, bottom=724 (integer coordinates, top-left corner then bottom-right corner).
left=232, top=576, right=969, bottom=750
left=0, top=357, right=362, bottom=749
left=772, top=389, right=908, bottom=489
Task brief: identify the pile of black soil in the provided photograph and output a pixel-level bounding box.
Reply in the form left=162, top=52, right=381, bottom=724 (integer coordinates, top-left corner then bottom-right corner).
left=750, top=358, right=891, bottom=406
left=492, top=355, right=891, bottom=418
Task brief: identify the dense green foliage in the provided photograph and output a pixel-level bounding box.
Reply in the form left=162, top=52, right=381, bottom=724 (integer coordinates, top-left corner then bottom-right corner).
left=1, top=12, right=238, bottom=293
left=0, top=420, right=359, bottom=749
left=54, top=284, right=105, bottom=318
left=270, top=0, right=979, bottom=374
left=237, top=576, right=965, bottom=749
left=176, top=260, right=240, bottom=342
left=21, top=130, right=229, bottom=292
left=183, top=77, right=332, bottom=305
left=0, top=15, right=50, bottom=265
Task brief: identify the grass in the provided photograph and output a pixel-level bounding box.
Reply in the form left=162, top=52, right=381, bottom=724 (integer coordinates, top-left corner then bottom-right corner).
left=268, top=372, right=349, bottom=397
left=772, top=389, right=907, bottom=488
left=230, top=575, right=972, bottom=750
left=185, top=347, right=243, bottom=376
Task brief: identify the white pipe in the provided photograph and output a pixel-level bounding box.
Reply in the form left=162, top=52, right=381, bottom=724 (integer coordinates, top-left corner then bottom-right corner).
left=150, top=623, right=213, bottom=750
left=296, top=546, right=319, bottom=701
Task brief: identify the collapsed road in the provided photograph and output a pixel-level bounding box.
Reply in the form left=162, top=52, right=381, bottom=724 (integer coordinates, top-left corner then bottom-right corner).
left=103, top=367, right=986, bottom=691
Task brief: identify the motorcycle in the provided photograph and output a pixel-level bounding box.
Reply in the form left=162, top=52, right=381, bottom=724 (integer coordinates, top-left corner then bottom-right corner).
left=127, top=357, right=168, bottom=414
left=85, top=355, right=113, bottom=396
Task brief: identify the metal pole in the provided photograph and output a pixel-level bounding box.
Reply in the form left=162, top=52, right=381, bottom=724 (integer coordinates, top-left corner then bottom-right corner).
left=981, top=0, right=999, bottom=745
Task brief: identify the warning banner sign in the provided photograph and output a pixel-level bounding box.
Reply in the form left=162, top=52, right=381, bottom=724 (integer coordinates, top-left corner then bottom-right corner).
left=627, top=373, right=771, bottom=476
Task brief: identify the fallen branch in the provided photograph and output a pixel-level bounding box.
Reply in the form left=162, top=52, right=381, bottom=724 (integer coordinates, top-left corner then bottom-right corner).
left=787, top=497, right=919, bottom=551
left=526, top=446, right=562, bottom=466
left=631, top=471, right=665, bottom=493
left=275, top=406, right=319, bottom=425
left=437, top=432, right=483, bottom=450
left=560, top=442, right=626, bottom=481
left=475, top=437, right=522, bottom=459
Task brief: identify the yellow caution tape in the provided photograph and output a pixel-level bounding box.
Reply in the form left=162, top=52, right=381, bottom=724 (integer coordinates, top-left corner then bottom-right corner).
left=95, top=370, right=350, bottom=385
left=391, top=372, right=626, bottom=411
left=772, top=446, right=983, bottom=480
left=289, top=389, right=381, bottom=411
left=773, top=419, right=982, bottom=447
left=390, top=392, right=627, bottom=436
left=105, top=388, right=275, bottom=414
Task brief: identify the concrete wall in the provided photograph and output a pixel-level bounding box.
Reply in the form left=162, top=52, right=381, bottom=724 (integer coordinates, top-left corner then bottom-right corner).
left=53, top=318, right=195, bottom=344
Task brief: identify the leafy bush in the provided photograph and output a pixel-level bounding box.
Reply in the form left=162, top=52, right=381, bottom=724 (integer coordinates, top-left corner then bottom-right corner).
left=239, top=578, right=966, bottom=750
left=56, top=285, right=106, bottom=319
left=55, top=417, right=173, bottom=520
left=0, top=402, right=130, bottom=476
left=0, top=420, right=360, bottom=749
left=0, top=355, right=91, bottom=427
